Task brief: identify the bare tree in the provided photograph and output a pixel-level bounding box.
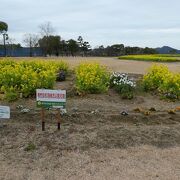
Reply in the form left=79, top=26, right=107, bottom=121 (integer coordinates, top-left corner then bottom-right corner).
left=38, top=22, right=56, bottom=56
left=23, top=33, right=39, bottom=56
left=39, top=21, right=55, bottom=37
left=7, top=37, right=16, bottom=56
left=23, top=33, right=38, bottom=47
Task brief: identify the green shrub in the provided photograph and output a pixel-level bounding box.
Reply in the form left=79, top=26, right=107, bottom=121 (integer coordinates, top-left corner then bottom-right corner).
left=4, top=87, right=18, bottom=102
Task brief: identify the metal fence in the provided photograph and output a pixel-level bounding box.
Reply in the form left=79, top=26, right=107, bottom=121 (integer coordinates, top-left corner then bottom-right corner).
left=0, top=47, right=43, bottom=57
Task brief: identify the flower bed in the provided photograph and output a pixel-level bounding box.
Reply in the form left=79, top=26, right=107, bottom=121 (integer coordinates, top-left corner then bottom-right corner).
left=0, top=59, right=68, bottom=101
left=110, top=72, right=136, bottom=99
left=143, top=64, right=180, bottom=99
left=75, top=63, right=110, bottom=94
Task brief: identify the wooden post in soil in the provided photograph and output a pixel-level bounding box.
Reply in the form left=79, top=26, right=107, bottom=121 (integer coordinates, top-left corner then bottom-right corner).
left=41, top=108, right=45, bottom=131
left=57, top=109, right=61, bottom=130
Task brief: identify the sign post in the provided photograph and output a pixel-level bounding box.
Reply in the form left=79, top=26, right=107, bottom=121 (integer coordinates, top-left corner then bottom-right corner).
left=41, top=108, right=45, bottom=131
left=57, top=109, right=61, bottom=130
left=0, top=106, right=10, bottom=127
left=36, top=89, right=66, bottom=131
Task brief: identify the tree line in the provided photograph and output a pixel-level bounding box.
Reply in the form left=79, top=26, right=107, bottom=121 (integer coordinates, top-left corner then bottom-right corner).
left=90, top=45, right=157, bottom=56
left=0, top=21, right=157, bottom=57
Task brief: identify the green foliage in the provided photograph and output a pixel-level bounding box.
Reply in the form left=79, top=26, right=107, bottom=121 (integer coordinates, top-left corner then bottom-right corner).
left=0, top=59, right=69, bottom=101
left=24, top=142, right=36, bottom=151
left=0, top=21, right=8, bottom=33
left=77, top=36, right=91, bottom=56
left=4, top=87, right=18, bottom=102
left=75, top=63, right=110, bottom=94
left=67, top=39, right=79, bottom=56
left=143, top=65, right=170, bottom=91
left=119, top=54, right=180, bottom=62
left=38, top=35, right=61, bottom=56
left=143, top=64, right=180, bottom=99
left=115, top=84, right=134, bottom=99
left=159, top=73, right=180, bottom=99
left=124, top=47, right=157, bottom=55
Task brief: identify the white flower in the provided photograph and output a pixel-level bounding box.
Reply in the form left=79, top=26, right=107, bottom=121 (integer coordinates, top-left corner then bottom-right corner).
left=111, top=72, right=136, bottom=87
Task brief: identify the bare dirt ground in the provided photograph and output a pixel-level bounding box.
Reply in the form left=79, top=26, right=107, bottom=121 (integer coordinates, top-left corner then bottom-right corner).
left=60, top=57, right=180, bottom=74
left=1, top=97, right=180, bottom=180
left=0, top=58, right=180, bottom=180
left=11, top=56, right=180, bottom=74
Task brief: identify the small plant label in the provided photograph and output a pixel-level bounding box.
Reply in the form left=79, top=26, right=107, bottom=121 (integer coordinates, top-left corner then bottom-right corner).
left=0, top=106, right=10, bottom=119
left=36, top=89, right=66, bottom=109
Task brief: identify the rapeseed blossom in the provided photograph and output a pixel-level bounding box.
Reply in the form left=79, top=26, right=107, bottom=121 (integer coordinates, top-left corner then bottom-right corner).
left=0, top=59, right=68, bottom=100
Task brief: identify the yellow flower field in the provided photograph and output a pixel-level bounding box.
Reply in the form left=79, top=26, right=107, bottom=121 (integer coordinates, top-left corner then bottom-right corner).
left=0, top=58, right=68, bottom=101
left=119, top=54, right=180, bottom=62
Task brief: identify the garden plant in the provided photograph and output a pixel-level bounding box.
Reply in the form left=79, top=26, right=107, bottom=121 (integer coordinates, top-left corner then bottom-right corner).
left=0, top=59, right=68, bottom=101
left=75, top=62, right=110, bottom=94
left=110, top=72, right=136, bottom=99
left=143, top=64, right=180, bottom=99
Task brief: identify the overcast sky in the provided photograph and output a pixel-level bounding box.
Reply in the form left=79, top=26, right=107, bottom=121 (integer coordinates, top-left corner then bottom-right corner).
left=1, top=0, right=180, bottom=48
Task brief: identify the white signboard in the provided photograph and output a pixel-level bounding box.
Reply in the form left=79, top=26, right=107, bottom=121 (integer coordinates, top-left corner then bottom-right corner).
left=36, top=89, right=66, bottom=109
left=0, top=106, right=10, bottom=119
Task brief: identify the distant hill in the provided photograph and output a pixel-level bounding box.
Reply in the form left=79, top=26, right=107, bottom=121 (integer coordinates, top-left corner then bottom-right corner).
left=156, top=46, right=180, bottom=54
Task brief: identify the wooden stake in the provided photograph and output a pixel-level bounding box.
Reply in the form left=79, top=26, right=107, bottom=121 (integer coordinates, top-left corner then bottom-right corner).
left=57, top=109, right=61, bottom=130
left=41, top=108, right=45, bottom=131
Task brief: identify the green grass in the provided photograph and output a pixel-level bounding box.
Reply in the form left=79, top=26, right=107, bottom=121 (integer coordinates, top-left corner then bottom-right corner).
left=118, top=54, right=180, bottom=62
left=24, top=142, right=36, bottom=151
